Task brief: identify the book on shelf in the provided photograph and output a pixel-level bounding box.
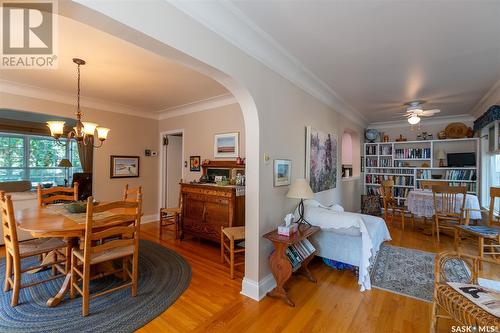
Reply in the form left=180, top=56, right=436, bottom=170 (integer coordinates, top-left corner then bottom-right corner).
left=394, top=148, right=431, bottom=159
left=284, top=239, right=316, bottom=269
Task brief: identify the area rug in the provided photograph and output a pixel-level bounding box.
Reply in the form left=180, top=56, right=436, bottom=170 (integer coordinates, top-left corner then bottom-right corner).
left=370, top=244, right=470, bottom=302
left=0, top=240, right=192, bottom=333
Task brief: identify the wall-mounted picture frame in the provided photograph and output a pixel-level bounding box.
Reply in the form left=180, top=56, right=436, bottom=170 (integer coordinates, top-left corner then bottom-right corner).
left=214, top=132, right=239, bottom=159
left=190, top=156, right=201, bottom=172
left=273, top=159, right=292, bottom=187
left=305, top=126, right=337, bottom=193
left=110, top=155, right=140, bottom=178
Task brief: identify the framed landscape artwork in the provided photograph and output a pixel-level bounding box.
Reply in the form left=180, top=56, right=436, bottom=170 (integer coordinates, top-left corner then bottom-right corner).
left=214, top=132, right=239, bottom=158
left=273, top=159, right=292, bottom=187
left=190, top=156, right=201, bottom=171
left=110, top=155, right=140, bottom=178
left=305, top=126, right=337, bottom=192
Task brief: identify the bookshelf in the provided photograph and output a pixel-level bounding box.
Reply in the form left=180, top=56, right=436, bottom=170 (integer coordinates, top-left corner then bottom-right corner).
left=363, top=138, right=480, bottom=205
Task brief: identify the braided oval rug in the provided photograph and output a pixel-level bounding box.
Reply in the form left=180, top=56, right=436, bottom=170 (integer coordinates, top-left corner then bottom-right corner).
left=0, top=240, right=191, bottom=333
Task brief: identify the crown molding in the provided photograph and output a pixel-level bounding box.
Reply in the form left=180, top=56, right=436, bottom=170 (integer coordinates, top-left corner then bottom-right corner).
left=158, top=94, right=237, bottom=120
left=471, top=78, right=500, bottom=119
left=367, top=114, right=475, bottom=129
left=0, top=79, right=159, bottom=120
left=168, top=0, right=367, bottom=127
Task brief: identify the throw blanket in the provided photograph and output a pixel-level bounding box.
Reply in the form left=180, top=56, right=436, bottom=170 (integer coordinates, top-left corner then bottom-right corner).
left=296, top=200, right=389, bottom=291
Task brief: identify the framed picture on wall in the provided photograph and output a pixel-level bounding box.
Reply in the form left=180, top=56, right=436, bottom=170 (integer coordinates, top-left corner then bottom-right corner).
left=190, top=156, right=201, bottom=171
left=273, top=159, right=292, bottom=187
left=214, top=132, right=239, bottom=158
left=305, top=126, right=337, bottom=193
left=110, top=155, right=140, bottom=178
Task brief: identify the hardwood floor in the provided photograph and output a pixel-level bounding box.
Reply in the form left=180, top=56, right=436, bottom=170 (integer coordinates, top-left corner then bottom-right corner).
left=138, top=219, right=498, bottom=333
left=1, top=219, right=496, bottom=332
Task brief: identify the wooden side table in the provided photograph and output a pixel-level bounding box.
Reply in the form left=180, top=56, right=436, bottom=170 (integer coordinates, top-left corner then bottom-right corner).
left=263, top=225, right=320, bottom=307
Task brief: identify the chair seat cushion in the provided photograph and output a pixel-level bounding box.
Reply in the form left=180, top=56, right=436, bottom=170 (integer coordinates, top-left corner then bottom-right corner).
left=435, top=284, right=500, bottom=327
left=458, top=225, right=499, bottom=238
left=19, top=237, right=66, bottom=257
left=73, top=245, right=134, bottom=265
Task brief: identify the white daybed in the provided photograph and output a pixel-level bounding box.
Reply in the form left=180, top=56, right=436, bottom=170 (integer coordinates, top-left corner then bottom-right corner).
left=298, top=200, right=391, bottom=291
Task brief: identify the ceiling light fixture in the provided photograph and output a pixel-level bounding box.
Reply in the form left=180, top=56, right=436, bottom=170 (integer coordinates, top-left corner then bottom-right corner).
left=408, top=114, right=421, bottom=125
left=47, top=58, right=110, bottom=148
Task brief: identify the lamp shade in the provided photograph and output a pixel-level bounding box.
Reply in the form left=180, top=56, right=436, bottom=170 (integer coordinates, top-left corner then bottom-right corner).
left=437, top=150, right=446, bottom=159
left=58, top=159, right=73, bottom=167
left=286, top=178, right=314, bottom=199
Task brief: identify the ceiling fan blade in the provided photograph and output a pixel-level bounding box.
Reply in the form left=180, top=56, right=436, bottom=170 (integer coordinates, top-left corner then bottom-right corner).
left=421, top=109, right=441, bottom=116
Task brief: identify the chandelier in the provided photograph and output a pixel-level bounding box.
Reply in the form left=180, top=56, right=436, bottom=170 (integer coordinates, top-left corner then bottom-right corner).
left=47, top=58, right=109, bottom=148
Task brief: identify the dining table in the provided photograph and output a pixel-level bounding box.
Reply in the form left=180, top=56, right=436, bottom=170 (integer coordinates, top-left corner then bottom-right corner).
left=15, top=204, right=136, bottom=307
left=406, top=189, right=482, bottom=220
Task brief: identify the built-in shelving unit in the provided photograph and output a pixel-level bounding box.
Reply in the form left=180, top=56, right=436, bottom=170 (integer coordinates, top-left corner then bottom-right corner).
left=363, top=138, right=480, bottom=205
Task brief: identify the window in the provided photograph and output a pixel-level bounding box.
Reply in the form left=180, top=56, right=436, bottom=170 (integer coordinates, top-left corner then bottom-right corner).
left=0, top=133, right=82, bottom=186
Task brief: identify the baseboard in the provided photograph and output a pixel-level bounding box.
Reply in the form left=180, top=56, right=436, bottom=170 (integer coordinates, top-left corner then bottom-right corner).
left=240, top=273, right=276, bottom=301
left=141, top=214, right=159, bottom=224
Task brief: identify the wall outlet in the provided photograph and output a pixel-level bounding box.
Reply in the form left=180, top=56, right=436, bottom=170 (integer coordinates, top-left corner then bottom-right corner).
left=151, top=151, right=157, bottom=157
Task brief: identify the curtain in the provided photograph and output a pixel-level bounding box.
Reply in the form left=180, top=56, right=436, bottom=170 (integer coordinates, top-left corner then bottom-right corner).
left=473, top=105, right=500, bottom=132
left=77, top=138, right=93, bottom=173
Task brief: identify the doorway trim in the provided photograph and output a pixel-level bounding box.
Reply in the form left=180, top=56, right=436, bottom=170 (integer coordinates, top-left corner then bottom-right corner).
left=158, top=129, right=185, bottom=211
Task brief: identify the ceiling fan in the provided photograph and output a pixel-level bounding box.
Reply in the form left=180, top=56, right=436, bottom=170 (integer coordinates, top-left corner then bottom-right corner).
left=403, top=101, right=440, bottom=125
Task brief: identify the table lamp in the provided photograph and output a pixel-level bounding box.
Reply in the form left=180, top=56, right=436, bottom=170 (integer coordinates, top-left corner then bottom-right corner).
left=437, top=150, right=446, bottom=167
left=58, top=158, right=73, bottom=187
left=286, top=178, right=314, bottom=226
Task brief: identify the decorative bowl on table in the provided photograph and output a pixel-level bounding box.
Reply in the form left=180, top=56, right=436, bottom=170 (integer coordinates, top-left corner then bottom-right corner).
left=64, top=200, right=99, bottom=213
left=216, top=180, right=230, bottom=186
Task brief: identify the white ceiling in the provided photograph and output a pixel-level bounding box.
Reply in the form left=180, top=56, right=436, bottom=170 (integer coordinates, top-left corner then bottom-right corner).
left=0, top=15, right=228, bottom=115
left=231, top=0, right=500, bottom=123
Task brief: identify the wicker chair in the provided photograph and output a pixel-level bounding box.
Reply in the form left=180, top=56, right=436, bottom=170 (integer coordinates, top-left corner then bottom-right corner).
left=431, top=252, right=500, bottom=332
left=380, top=179, right=414, bottom=229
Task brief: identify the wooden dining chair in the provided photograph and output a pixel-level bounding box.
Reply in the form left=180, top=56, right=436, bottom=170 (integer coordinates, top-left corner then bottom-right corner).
left=380, top=179, right=414, bottom=230
left=456, top=187, right=500, bottom=266
left=432, top=185, right=467, bottom=243
left=420, top=180, right=443, bottom=190
left=70, top=195, right=142, bottom=316
left=159, top=190, right=182, bottom=239
left=0, top=191, right=67, bottom=306
left=221, top=226, right=245, bottom=279
left=37, top=183, right=78, bottom=206
left=123, top=184, right=142, bottom=203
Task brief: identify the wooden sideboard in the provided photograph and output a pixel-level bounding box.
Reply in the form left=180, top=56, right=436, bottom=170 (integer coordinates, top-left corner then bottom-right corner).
left=180, top=183, right=245, bottom=242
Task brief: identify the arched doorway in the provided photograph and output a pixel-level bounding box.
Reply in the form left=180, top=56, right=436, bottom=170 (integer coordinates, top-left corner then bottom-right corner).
left=58, top=2, right=261, bottom=297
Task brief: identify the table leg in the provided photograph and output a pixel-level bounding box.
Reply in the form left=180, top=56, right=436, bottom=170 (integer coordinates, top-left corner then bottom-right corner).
left=47, top=237, right=77, bottom=307
left=296, top=253, right=317, bottom=283
left=266, top=242, right=295, bottom=307
left=27, top=251, right=56, bottom=274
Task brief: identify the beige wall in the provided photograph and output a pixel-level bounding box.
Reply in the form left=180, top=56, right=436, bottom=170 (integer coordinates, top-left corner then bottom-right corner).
left=0, top=92, right=159, bottom=217
left=159, top=103, right=245, bottom=182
